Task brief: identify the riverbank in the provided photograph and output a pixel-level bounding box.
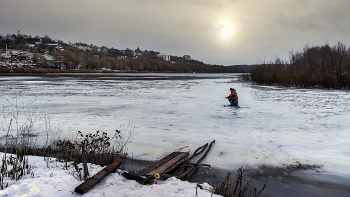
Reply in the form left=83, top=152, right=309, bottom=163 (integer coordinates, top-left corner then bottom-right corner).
left=122, top=157, right=350, bottom=197
left=0, top=150, right=349, bottom=196
left=0, top=153, right=217, bottom=197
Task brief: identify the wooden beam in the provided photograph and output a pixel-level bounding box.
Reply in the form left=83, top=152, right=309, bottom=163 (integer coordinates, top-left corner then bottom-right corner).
left=136, top=152, right=188, bottom=176
left=146, top=152, right=189, bottom=176
left=75, top=160, right=122, bottom=194
left=136, top=152, right=180, bottom=176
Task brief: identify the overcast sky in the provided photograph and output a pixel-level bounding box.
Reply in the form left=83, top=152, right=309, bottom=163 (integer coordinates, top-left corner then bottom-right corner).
left=1, top=0, right=350, bottom=65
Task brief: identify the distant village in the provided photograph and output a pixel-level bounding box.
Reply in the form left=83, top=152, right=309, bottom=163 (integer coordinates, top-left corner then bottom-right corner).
left=0, top=31, right=248, bottom=73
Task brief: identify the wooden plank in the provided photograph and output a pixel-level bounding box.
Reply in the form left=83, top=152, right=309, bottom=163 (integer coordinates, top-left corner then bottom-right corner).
left=146, top=152, right=189, bottom=176
left=121, top=172, right=154, bottom=185
left=136, top=152, right=181, bottom=176
left=75, top=160, right=122, bottom=194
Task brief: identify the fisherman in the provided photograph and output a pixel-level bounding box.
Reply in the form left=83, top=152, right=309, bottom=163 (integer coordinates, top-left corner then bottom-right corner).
left=226, top=88, right=238, bottom=106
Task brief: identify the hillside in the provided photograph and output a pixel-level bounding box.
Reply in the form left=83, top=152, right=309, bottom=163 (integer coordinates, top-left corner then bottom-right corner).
left=0, top=33, right=249, bottom=73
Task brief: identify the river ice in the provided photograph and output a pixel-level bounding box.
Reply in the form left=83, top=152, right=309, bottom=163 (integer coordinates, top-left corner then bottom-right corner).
left=0, top=73, right=349, bottom=194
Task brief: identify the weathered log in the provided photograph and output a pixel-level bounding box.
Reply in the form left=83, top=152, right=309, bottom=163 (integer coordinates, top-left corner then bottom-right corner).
left=75, top=160, right=122, bottom=194
left=121, top=172, right=154, bottom=185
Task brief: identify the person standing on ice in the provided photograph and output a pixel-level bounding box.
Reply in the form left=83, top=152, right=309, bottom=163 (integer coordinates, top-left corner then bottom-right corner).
left=226, top=88, right=238, bottom=106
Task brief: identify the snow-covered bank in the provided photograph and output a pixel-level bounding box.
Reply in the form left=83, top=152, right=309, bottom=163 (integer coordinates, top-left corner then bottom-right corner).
left=0, top=153, right=218, bottom=197
left=1, top=153, right=349, bottom=197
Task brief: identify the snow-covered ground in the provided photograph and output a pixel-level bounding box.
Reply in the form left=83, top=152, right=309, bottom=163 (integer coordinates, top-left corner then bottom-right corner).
left=0, top=73, right=350, bottom=195
left=0, top=153, right=217, bottom=197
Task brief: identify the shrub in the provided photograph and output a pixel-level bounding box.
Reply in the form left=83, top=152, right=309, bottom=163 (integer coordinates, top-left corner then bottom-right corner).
left=0, top=95, right=39, bottom=188
left=55, top=123, right=137, bottom=180
left=250, top=42, right=350, bottom=89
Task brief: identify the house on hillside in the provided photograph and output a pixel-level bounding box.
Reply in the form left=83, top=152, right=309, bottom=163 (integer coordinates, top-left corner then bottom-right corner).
left=35, top=40, right=42, bottom=47
left=1, top=50, right=11, bottom=61
left=157, top=53, right=170, bottom=61
left=1, top=34, right=15, bottom=41
left=183, top=55, right=191, bottom=60
left=135, top=47, right=142, bottom=54
left=42, top=54, right=53, bottom=61
left=134, top=47, right=142, bottom=58
left=149, top=50, right=159, bottom=58
left=46, top=43, right=59, bottom=48
left=117, top=56, right=127, bottom=60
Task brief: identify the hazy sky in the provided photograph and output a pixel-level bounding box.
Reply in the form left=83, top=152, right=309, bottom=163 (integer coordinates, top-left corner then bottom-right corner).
left=1, top=0, right=350, bottom=65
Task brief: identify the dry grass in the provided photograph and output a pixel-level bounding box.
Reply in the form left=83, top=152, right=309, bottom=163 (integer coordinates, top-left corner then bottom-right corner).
left=214, top=167, right=268, bottom=197
left=257, top=161, right=324, bottom=175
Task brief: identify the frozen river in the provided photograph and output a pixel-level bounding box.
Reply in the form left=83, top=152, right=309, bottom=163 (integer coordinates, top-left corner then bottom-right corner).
left=1, top=73, right=349, bottom=194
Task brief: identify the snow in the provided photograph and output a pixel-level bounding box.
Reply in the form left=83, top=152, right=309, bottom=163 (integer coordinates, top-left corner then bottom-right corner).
left=0, top=153, right=217, bottom=197
left=1, top=73, right=350, bottom=195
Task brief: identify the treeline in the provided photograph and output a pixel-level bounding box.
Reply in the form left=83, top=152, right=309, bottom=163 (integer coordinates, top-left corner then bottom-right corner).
left=48, top=48, right=241, bottom=72
left=250, top=42, right=350, bottom=89
left=0, top=33, right=243, bottom=73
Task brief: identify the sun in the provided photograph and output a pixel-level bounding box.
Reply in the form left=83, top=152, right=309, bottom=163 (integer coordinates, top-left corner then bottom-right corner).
left=220, top=20, right=234, bottom=40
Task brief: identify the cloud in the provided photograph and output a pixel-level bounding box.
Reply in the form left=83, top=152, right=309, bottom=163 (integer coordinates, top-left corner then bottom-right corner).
left=1, top=0, right=350, bottom=65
